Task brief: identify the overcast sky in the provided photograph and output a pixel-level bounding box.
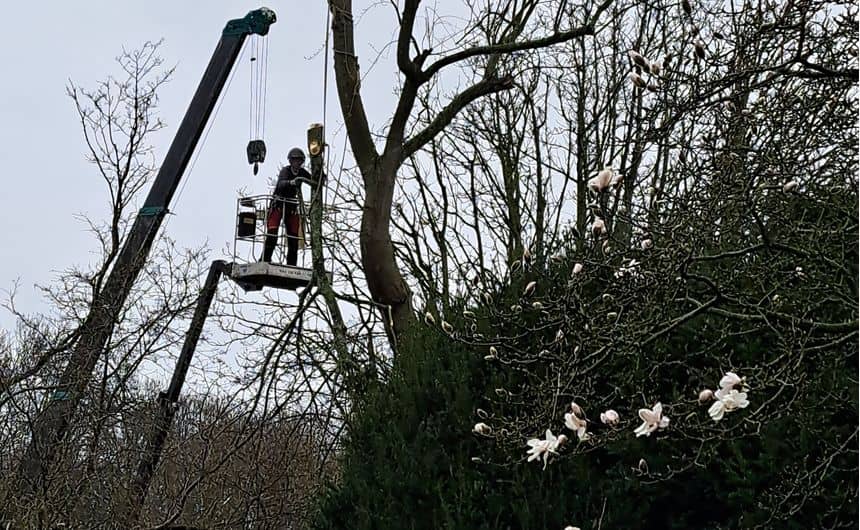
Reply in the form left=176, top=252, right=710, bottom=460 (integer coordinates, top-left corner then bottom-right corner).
left=0, top=1, right=410, bottom=329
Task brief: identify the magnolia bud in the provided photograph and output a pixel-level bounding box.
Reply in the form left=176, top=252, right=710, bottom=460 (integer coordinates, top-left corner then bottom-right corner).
left=698, top=389, right=714, bottom=403
left=473, top=422, right=491, bottom=435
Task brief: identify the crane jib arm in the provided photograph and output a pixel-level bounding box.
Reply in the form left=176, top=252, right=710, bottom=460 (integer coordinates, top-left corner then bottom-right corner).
left=141, top=7, right=277, bottom=215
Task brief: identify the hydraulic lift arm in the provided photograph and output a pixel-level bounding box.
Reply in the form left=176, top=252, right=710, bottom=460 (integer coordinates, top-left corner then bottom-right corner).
left=130, top=260, right=228, bottom=521
left=15, top=8, right=276, bottom=499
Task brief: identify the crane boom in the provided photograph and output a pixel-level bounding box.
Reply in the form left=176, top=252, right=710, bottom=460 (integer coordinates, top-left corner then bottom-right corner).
left=15, top=8, right=277, bottom=498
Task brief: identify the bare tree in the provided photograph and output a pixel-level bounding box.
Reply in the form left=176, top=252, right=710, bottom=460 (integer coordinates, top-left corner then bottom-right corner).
left=327, top=0, right=613, bottom=346
left=1, top=42, right=340, bottom=529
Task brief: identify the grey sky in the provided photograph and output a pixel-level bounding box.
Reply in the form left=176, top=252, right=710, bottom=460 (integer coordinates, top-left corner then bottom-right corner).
left=0, top=1, right=406, bottom=329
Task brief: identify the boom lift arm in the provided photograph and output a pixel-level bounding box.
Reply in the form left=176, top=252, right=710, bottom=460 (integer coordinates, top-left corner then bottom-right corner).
left=15, top=8, right=277, bottom=498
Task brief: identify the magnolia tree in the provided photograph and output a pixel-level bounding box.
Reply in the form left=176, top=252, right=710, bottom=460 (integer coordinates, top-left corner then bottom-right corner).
left=317, top=0, right=858, bottom=526
left=425, top=0, right=856, bottom=525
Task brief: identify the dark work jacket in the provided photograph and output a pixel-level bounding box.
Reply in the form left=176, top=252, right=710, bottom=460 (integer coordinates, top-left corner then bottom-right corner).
left=271, top=166, right=312, bottom=214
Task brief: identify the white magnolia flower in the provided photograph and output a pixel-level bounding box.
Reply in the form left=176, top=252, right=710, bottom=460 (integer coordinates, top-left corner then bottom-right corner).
left=588, top=167, right=614, bottom=192
left=721, top=389, right=750, bottom=410
left=532, top=301, right=544, bottom=310
left=473, top=422, right=492, bottom=435
left=698, top=389, right=715, bottom=403
left=610, top=170, right=623, bottom=187
left=592, top=218, right=606, bottom=236
left=650, top=61, right=662, bottom=75
left=708, top=399, right=726, bottom=421
left=719, top=371, right=742, bottom=390
left=526, top=429, right=567, bottom=469
left=564, top=411, right=589, bottom=441
left=709, top=388, right=750, bottom=422
left=641, top=238, right=653, bottom=250
left=424, top=312, right=435, bottom=325
left=441, top=320, right=454, bottom=334
left=783, top=180, right=798, bottom=192
left=634, top=402, right=670, bottom=437
left=600, top=409, right=620, bottom=425
left=629, top=71, right=646, bottom=88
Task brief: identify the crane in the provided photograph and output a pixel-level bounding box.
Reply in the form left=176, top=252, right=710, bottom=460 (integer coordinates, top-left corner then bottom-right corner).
left=15, top=7, right=278, bottom=500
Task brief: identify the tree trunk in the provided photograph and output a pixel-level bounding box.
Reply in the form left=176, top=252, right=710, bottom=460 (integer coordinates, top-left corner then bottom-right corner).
left=361, top=163, right=415, bottom=347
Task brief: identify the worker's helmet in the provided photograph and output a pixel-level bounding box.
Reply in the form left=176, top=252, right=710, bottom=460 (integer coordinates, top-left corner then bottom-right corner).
left=288, top=147, right=306, bottom=162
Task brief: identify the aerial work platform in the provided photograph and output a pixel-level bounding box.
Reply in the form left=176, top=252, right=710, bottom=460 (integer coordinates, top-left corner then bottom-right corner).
left=227, top=193, right=330, bottom=292
left=229, top=261, right=316, bottom=291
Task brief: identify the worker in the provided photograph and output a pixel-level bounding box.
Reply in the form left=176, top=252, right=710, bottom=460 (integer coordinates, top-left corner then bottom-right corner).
left=261, top=147, right=312, bottom=265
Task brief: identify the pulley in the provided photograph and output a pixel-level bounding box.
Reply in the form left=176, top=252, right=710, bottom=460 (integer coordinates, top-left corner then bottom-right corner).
left=247, top=139, right=266, bottom=175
